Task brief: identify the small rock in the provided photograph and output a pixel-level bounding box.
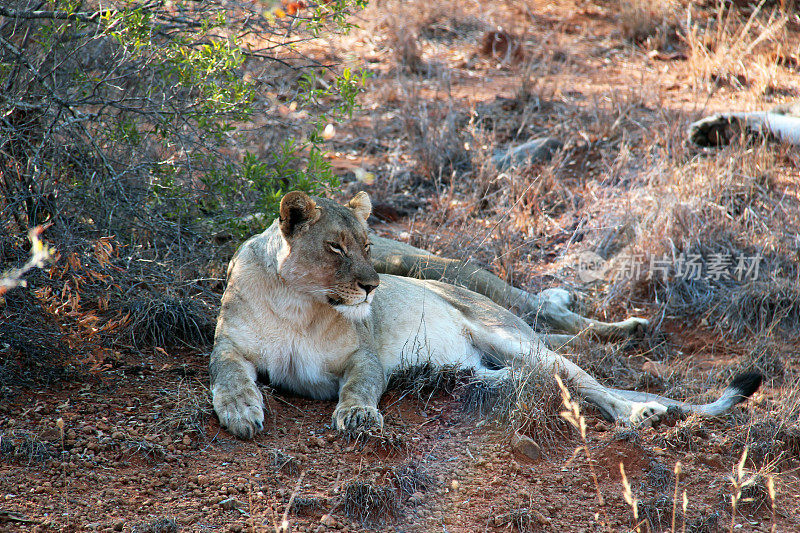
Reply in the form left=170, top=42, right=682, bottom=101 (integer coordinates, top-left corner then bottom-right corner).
left=197, top=474, right=209, bottom=486
left=450, top=480, right=460, bottom=491
left=182, top=435, right=192, bottom=446
left=701, top=453, right=724, bottom=469
left=511, top=433, right=542, bottom=461
left=492, top=137, right=563, bottom=170
left=409, top=491, right=425, bottom=505
left=533, top=510, right=551, bottom=526
left=220, top=497, right=245, bottom=511
left=320, top=514, right=336, bottom=527
left=229, top=525, right=242, bottom=533
left=113, top=521, right=124, bottom=531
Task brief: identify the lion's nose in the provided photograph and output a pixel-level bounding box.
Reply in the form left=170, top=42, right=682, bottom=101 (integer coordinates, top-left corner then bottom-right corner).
left=358, top=281, right=378, bottom=295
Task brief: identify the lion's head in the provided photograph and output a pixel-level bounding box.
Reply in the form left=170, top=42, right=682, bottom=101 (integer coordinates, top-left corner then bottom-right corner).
left=276, top=191, right=380, bottom=321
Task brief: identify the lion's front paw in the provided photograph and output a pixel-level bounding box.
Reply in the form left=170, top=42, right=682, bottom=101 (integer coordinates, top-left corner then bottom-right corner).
left=626, top=401, right=669, bottom=427
left=332, top=405, right=384, bottom=433
left=212, top=383, right=265, bottom=439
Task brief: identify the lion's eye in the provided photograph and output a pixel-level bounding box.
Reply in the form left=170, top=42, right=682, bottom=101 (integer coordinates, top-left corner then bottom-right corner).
left=327, top=242, right=344, bottom=255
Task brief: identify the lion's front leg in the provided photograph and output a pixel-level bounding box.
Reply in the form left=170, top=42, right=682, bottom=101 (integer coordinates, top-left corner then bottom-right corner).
left=333, top=350, right=386, bottom=433
left=210, top=342, right=264, bottom=439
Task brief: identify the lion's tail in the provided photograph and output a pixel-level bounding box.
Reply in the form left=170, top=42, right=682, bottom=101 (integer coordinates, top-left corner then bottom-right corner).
left=611, top=372, right=763, bottom=417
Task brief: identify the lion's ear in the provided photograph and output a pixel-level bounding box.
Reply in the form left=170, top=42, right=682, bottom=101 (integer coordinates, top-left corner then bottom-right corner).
left=279, top=191, right=318, bottom=237
left=346, top=191, right=372, bottom=223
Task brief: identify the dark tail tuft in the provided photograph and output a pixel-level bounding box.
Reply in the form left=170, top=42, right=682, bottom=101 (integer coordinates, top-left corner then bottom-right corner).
left=729, top=372, right=763, bottom=403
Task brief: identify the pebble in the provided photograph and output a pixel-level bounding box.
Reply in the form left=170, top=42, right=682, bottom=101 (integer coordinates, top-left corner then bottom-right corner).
left=511, top=433, right=542, bottom=461
left=533, top=510, right=551, bottom=526
left=492, top=137, right=563, bottom=170
left=320, top=514, right=336, bottom=527
left=701, top=453, right=724, bottom=469
left=220, top=497, right=245, bottom=511
left=409, top=491, right=425, bottom=505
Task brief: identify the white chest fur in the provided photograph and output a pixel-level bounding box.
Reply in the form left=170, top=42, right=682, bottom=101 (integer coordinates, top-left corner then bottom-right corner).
left=227, top=275, right=360, bottom=400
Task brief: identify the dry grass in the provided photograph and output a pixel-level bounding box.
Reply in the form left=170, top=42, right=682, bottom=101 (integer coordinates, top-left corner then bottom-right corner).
left=388, top=363, right=573, bottom=447
left=492, top=366, right=576, bottom=446
left=400, top=94, right=470, bottom=182
left=0, top=430, right=54, bottom=464
left=288, top=496, right=326, bottom=516
left=618, top=0, right=681, bottom=50
left=130, top=517, right=179, bottom=533
left=341, top=480, right=400, bottom=525
left=592, top=139, right=800, bottom=340
left=124, top=296, right=214, bottom=350
left=362, top=0, right=487, bottom=76
left=391, top=460, right=434, bottom=498
left=683, top=0, right=788, bottom=93
left=146, top=378, right=213, bottom=438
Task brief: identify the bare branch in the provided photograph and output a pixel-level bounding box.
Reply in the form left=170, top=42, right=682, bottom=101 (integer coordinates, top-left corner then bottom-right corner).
left=0, top=2, right=164, bottom=24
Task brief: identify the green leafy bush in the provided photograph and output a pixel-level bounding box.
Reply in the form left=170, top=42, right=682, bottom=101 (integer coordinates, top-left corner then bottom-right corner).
left=0, top=0, right=368, bottom=246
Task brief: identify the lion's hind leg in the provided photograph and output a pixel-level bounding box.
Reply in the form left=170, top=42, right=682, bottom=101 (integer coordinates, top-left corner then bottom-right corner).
left=463, top=320, right=663, bottom=426
left=468, top=319, right=762, bottom=424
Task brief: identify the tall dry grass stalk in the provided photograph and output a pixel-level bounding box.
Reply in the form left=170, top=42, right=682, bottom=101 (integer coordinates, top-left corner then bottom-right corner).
left=671, top=461, right=682, bottom=533
left=555, top=374, right=611, bottom=530
left=620, top=462, right=642, bottom=533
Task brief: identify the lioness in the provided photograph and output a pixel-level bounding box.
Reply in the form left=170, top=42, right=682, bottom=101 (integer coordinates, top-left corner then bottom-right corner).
left=210, top=191, right=762, bottom=438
